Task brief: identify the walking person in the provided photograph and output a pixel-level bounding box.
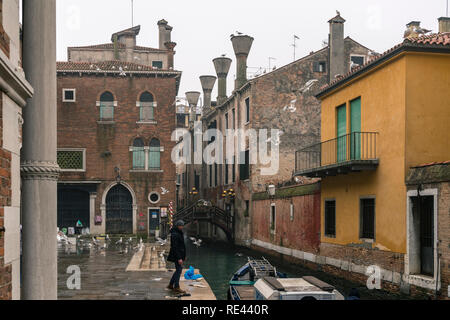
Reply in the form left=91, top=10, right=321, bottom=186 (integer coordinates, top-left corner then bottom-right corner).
left=167, top=220, right=187, bottom=294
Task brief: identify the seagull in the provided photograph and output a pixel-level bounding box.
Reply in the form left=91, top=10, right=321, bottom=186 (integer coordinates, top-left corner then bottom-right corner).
left=116, top=237, right=123, bottom=245
left=193, top=238, right=202, bottom=247
left=283, top=99, right=297, bottom=113
left=161, top=187, right=170, bottom=195
left=350, top=61, right=359, bottom=70
left=236, top=31, right=243, bottom=35
left=106, top=234, right=111, bottom=241
left=266, top=131, right=284, bottom=146
left=221, top=54, right=227, bottom=57
left=119, top=66, right=127, bottom=76
left=298, top=79, right=319, bottom=94
left=415, top=26, right=432, bottom=35
left=156, top=237, right=167, bottom=246
left=336, top=10, right=341, bottom=16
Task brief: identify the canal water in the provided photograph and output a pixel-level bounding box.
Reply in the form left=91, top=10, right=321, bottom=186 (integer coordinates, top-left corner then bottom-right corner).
left=184, top=238, right=414, bottom=300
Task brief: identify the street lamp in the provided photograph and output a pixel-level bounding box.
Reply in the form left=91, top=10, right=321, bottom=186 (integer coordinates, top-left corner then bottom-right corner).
left=267, top=184, right=276, bottom=198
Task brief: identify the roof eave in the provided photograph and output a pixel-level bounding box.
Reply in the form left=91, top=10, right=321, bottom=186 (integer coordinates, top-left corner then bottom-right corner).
left=316, top=44, right=450, bottom=99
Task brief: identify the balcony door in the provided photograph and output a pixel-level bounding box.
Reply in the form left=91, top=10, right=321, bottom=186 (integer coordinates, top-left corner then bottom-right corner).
left=350, top=98, right=361, bottom=160
left=337, top=104, right=347, bottom=162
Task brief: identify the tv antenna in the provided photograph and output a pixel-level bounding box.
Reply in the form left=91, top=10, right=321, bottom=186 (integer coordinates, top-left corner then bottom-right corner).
left=268, top=57, right=276, bottom=71
left=292, top=35, right=300, bottom=61
left=131, top=0, right=135, bottom=27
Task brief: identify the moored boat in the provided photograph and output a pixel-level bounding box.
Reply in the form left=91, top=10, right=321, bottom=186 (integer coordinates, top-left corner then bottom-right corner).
left=228, top=257, right=344, bottom=300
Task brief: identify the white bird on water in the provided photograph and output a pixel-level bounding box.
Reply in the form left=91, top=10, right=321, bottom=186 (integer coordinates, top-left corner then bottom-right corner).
left=191, top=238, right=202, bottom=247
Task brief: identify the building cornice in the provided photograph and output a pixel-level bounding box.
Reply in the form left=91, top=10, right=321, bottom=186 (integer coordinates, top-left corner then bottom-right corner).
left=0, top=49, right=33, bottom=107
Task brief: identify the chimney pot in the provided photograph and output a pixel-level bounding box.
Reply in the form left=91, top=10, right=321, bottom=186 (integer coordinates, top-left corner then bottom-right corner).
left=231, top=35, right=254, bottom=90
left=438, top=17, right=450, bottom=33
left=200, top=75, right=217, bottom=111
left=213, top=57, right=232, bottom=105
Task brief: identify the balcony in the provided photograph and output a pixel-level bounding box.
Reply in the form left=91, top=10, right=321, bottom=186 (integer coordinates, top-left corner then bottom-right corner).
left=294, top=132, right=379, bottom=178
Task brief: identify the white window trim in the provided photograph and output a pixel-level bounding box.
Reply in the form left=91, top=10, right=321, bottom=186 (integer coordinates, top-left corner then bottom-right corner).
left=350, top=54, right=366, bottom=66
left=405, top=188, right=440, bottom=291
left=58, top=148, right=86, bottom=172
left=62, top=89, right=76, bottom=102
left=129, top=145, right=163, bottom=172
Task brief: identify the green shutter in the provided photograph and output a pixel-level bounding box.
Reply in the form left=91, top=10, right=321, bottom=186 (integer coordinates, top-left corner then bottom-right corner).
left=149, top=147, right=160, bottom=170
left=350, top=98, right=361, bottom=160
left=133, top=147, right=145, bottom=169
left=337, top=105, right=347, bottom=162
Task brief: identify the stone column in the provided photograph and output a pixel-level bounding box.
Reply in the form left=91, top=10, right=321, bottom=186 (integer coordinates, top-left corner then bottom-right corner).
left=21, top=0, right=59, bottom=300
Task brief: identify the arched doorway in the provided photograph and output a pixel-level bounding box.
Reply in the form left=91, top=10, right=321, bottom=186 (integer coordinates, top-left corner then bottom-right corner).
left=106, top=184, right=133, bottom=234
left=57, top=188, right=90, bottom=230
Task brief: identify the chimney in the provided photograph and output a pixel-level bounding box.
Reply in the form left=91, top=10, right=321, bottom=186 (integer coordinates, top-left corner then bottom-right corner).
left=231, top=35, right=254, bottom=90
left=200, top=76, right=217, bottom=112
left=164, top=41, right=177, bottom=69
left=438, top=17, right=450, bottom=33
left=111, top=26, right=140, bottom=62
left=328, top=13, right=346, bottom=81
left=213, top=57, right=232, bottom=105
left=185, top=91, right=201, bottom=124
left=158, top=19, right=173, bottom=50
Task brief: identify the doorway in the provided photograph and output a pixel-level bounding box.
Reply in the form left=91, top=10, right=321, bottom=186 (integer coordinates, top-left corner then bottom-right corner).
left=408, top=191, right=437, bottom=278
left=105, top=184, right=133, bottom=234
left=149, top=208, right=161, bottom=236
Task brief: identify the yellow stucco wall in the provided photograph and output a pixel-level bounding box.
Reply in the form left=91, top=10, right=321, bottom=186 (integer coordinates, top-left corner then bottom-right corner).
left=320, top=55, right=408, bottom=253
left=405, top=52, right=450, bottom=169
left=319, top=51, right=450, bottom=254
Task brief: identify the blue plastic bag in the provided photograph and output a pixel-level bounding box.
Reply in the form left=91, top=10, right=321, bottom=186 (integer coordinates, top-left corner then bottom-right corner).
left=184, top=266, right=203, bottom=280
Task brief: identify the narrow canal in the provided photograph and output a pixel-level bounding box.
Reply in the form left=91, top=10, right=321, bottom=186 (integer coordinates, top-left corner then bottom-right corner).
left=57, top=237, right=415, bottom=300
left=185, top=238, right=414, bottom=300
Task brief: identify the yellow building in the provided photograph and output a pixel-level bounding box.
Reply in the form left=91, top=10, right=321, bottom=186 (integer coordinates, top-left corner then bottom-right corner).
left=295, top=32, right=450, bottom=296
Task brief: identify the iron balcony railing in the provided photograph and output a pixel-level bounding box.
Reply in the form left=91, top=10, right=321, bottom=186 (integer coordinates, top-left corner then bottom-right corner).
left=295, top=132, right=379, bottom=173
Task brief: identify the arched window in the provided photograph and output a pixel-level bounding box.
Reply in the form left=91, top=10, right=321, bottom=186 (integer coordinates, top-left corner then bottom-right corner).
left=149, top=138, right=160, bottom=170
left=100, top=91, right=115, bottom=121
left=139, top=92, right=156, bottom=122
left=132, top=138, right=145, bottom=170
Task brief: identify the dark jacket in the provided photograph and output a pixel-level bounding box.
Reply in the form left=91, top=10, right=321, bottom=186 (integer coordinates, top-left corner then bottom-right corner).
left=167, top=227, right=186, bottom=262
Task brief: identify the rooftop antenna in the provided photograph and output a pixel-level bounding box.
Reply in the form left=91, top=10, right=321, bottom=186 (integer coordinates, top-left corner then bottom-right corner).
left=268, top=57, right=276, bottom=71
left=131, top=0, right=134, bottom=27
left=292, top=35, right=300, bottom=61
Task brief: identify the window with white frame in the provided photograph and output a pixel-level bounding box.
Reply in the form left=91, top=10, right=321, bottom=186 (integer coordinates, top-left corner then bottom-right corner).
left=138, top=92, right=157, bottom=122
left=99, top=91, right=115, bottom=121
left=57, top=148, right=86, bottom=172
left=63, top=89, right=76, bottom=102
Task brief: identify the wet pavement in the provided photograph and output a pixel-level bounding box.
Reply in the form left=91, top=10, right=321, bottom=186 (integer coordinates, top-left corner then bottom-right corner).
left=57, top=242, right=172, bottom=300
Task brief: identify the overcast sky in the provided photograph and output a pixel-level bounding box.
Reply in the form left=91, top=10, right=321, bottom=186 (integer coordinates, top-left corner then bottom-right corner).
left=55, top=0, right=448, bottom=100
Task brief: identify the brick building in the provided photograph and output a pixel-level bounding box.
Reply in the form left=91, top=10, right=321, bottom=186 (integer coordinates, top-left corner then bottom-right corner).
left=184, top=13, right=373, bottom=244
left=57, top=21, right=181, bottom=237
left=0, top=0, right=33, bottom=300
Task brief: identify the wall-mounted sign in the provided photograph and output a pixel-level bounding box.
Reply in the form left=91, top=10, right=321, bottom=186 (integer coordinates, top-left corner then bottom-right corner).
left=161, top=207, right=168, bottom=218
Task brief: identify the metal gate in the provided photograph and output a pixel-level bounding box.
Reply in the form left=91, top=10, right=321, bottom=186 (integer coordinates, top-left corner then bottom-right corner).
left=57, top=188, right=90, bottom=230
left=106, top=184, right=133, bottom=234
